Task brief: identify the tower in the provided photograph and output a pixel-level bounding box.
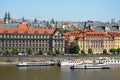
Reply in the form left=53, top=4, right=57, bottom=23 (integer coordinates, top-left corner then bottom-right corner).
left=4, top=12, right=12, bottom=24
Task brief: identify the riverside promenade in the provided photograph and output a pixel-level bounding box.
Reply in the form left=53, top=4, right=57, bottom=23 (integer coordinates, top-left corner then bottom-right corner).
left=0, top=55, right=120, bottom=65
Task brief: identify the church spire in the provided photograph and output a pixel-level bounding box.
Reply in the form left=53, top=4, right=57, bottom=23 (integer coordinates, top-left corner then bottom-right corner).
left=4, top=11, right=8, bottom=19
left=4, top=11, right=12, bottom=24
left=8, top=12, right=11, bottom=19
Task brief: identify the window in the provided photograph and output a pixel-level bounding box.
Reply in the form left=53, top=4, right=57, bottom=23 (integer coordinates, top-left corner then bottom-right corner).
left=14, top=35, right=16, bottom=38
left=31, top=35, right=33, bottom=38
left=44, top=35, right=46, bottom=38
left=34, top=35, right=36, bottom=38
left=41, top=35, right=43, bottom=38
left=4, top=35, right=6, bottom=38
left=61, top=44, right=63, bottom=47
left=7, top=35, right=9, bottom=38
left=47, top=35, right=49, bottom=38
left=18, top=35, right=20, bottom=38
left=21, top=35, right=23, bottom=38
left=58, top=44, right=60, bottom=47
left=24, top=35, right=26, bottom=38
left=27, top=35, right=29, bottom=38
left=0, top=35, right=2, bottom=38
left=47, top=40, right=49, bottom=43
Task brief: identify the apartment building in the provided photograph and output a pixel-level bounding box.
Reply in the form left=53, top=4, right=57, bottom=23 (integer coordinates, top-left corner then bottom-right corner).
left=0, top=24, right=65, bottom=54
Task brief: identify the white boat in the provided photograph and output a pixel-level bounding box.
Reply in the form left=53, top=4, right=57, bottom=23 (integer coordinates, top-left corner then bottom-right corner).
left=70, top=63, right=110, bottom=69
left=58, top=60, right=83, bottom=66
left=17, top=60, right=55, bottom=67
left=97, top=58, right=120, bottom=65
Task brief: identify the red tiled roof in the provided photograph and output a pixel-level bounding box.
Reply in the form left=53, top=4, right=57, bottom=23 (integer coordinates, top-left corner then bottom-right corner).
left=0, top=24, right=56, bottom=34
left=112, top=32, right=120, bottom=36
left=64, top=29, right=113, bottom=39
left=0, top=19, right=4, bottom=24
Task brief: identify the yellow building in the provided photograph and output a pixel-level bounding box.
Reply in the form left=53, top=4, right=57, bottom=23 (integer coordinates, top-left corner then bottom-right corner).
left=112, top=32, right=120, bottom=49
left=64, top=29, right=114, bottom=54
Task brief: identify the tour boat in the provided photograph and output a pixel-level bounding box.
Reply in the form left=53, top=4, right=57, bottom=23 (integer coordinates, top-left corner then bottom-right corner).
left=70, top=63, right=110, bottom=69
left=97, top=58, right=120, bottom=66
left=17, top=60, right=55, bottom=67
left=58, top=60, right=83, bottom=66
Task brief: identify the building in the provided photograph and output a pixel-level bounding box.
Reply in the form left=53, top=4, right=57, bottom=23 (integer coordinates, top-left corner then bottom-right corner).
left=110, top=32, right=120, bottom=49
left=64, top=29, right=115, bottom=54
left=4, top=12, right=12, bottom=24
left=0, top=24, right=65, bottom=54
left=0, top=19, right=4, bottom=24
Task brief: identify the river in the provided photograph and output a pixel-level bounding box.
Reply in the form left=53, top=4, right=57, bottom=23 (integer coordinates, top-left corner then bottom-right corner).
left=0, top=65, right=120, bottom=80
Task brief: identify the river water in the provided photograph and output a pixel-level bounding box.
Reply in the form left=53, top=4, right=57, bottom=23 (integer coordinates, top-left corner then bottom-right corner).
left=0, top=65, right=120, bottom=80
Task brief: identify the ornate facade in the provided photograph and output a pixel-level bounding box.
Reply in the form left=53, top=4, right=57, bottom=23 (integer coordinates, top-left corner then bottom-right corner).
left=0, top=24, right=65, bottom=54
left=64, top=29, right=115, bottom=54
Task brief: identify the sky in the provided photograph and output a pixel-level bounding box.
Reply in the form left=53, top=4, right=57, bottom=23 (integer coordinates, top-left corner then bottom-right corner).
left=0, top=0, right=120, bottom=22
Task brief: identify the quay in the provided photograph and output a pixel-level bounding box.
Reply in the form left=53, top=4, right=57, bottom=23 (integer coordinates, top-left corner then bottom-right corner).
left=0, top=55, right=120, bottom=65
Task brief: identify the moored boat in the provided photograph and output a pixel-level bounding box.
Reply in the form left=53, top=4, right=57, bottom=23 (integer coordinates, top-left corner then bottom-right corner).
left=58, top=60, right=83, bottom=66
left=17, top=60, right=55, bottom=67
left=97, top=58, right=120, bottom=66
left=70, top=63, right=110, bottom=69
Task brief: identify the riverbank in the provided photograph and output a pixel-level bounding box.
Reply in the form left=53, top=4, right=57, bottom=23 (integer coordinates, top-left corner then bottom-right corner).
left=0, top=62, right=19, bottom=65
left=0, top=55, right=120, bottom=65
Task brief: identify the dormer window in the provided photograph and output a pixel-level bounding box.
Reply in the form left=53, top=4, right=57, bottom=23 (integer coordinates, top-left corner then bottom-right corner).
left=4, top=30, right=8, bottom=34
left=24, top=30, right=28, bottom=34
left=14, top=30, right=18, bottom=34
left=34, top=30, right=38, bottom=34
left=44, top=31, right=48, bottom=34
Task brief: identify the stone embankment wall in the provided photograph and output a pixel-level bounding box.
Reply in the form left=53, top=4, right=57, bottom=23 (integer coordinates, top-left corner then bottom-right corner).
left=0, top=55, right=120, bottom=62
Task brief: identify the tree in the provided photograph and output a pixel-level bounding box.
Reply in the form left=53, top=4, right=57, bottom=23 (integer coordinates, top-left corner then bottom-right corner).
left=6, top=49, right=12, bottom=55
left=28, top=48, right=33, bottom=55
left=55, top=50, right=62, bottom=55
left=110, top=48, right=116, bottom=54
left=103, top=49, right=107, bottom=55
left=39, top=50, right=43, bottom=55
left=73, top=45, right=80, bottom=54
left=0, top=50, right=3, bottom=55
left=81, top=50, right=85, bottom=54
left=47, top=50, right=52, bottom=55
left=13, top=48, right=19, bottom=55
left=88, top=48, right=93, bottom=54
left=116, top=48, right=120, bottom=54
left=59, top=28, right=70, bottom=33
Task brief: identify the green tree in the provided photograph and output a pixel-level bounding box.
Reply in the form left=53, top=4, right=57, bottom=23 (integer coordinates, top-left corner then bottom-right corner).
left=73, top=45, right=80, bottom=54
left=116, top=48, right=120, bottom=54
left=39, top=50, right=43, bottom=55
left=47, top=50, right=52, bottom=55
left=13, top=48, right=19, bottom=55
left=110, top=48, right=116, bottom=54
left=88, top=48, right=93, bottom=54
left=81, top=50, right=85, bottom=54
left=59, top=28, right=70, bottom=33
left=103, top=49, right=107, bottom=55
left=28, top=48, right=33, bottom=55
left=55, top=50, right=62, bottom=55
left=6, top=49, right=12, bottom=55
left=0, top=50, right=3, bottom=55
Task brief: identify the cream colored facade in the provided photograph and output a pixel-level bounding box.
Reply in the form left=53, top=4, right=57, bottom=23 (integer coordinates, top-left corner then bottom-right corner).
left=77, top=34, right=114, bottom=54
left=65, top=30, right=115, bottom=54
left=114, top=36, right=120, bottom=49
